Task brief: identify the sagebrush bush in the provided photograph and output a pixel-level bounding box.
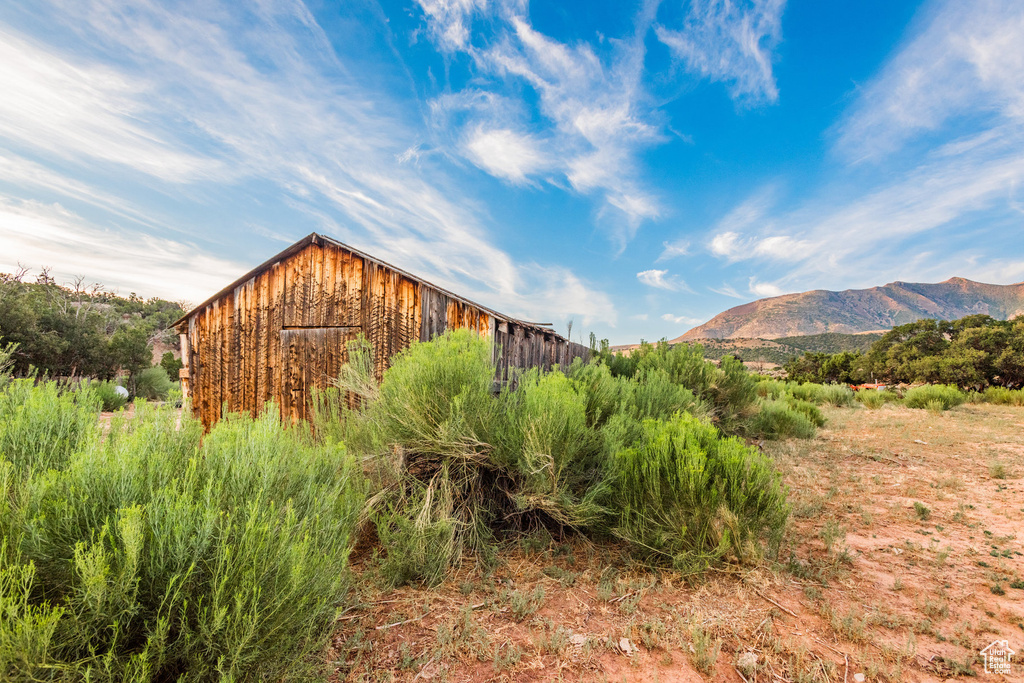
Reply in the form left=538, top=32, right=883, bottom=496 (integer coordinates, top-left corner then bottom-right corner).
left=309, top=330, right=791, bottom=587
left=610, top=414, right=788, bottom=571
left=756, top=379, right=786, bottom=400
left=904, top=384, right=966, bottom=411
left=502, top=370, right=609, bottom=529
left=91, top=379, right=129, bottom=411
left=745, top=400, right=817, bottom=440
left=983, top=386, right=1024, bottom=406
left=856, top=389, right=899, bottom=409
left=133, top=366, right=173, bottom=400
left=1, top=394, right=364, bottom=681
left=784, top=396, right=826, bottom=427
left=635, top=344, right=758, bottom=434
left=0, top=379, right=99, bottom=474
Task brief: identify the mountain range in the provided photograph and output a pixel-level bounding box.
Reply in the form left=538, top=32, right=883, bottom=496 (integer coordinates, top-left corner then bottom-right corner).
left=678, top=278, right=1024, bottom=341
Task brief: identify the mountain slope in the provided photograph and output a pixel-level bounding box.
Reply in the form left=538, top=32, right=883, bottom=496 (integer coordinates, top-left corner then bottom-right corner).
left=678, top=278, right=1024, bottom=341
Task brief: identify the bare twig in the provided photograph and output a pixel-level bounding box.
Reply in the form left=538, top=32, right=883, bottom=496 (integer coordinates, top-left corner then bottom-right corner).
left=610, top=589, right=641, bottom=604
left=376, top=610, right=430, bottom=630
left=756, top=592, right=799, bottom=618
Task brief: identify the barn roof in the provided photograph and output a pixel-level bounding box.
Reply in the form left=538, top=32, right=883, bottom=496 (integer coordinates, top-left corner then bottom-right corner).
left=172, top=232, right=560, bottom=336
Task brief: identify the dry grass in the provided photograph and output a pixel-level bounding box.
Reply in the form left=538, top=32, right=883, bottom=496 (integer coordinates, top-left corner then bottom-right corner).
left=329, top=403, right=1024, bottom=682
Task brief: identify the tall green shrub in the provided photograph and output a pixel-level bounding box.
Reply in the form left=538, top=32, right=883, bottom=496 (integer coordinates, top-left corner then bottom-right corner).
left=0, top=379, right=99, bottom=474
left=1, top=399, right=364, bottom=681
left=609, top=414, right=788, bottom=572
left=904, top=384, right=966, bottom=411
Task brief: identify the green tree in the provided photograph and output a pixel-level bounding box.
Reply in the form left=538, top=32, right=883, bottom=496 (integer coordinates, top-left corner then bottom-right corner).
left=109, top=326, right=152, bottom=396
left=160, top=351, right=184, bottom=380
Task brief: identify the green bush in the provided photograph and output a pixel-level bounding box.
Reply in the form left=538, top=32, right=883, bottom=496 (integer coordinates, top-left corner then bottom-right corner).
left=91, top=379, right=129, bottom=411
left=904, top=384, right=966, bottom=411
left=784, top=382, right=855, bottom=407
left=326, top=331, right=789, bottom=586
left=856, top=389, right=899, bottom=409
left=0, top=341, right=16, bottom=390
left=134, top=365, right=173, bottom=401
left=503, top=370, right=609, bottom=529
left=783, top=396, right=826, bottom=427
left=745, top=400, right=817, bottom=440
left=756, top=378, right=786, bottom=400
left=818, top=383, right=856, bottom=407
left=609, top=414, right=788, bottom=571
left=0, top=379, right=99, bottom=474
left=982, top=386, right=1024, bottom=406
left=1, top=396, right=364, bottom=681
left=635, top=344, right=758, bottom=434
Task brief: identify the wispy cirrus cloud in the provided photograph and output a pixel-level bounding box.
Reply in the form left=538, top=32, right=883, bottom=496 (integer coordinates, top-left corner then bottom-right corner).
left=637, top=268, right=690, bottom=292
left=656, top=0, right=786, bottom=106
left=418, top=0, right=664, bottom=246
left=747, top=277, right=783, bottom=297
left=661, top=312, right=702, bottom=325
left=0, top=195, right=241, bottom=304
left=657, top=238, right=690, bottom=261
left=705, top=0, right=1024, bottom=293
left=834, top=0, right=1024, bottom=162
left=0, top=0, right=616, bottom=327
left=464, top=126, right=551, bottom=184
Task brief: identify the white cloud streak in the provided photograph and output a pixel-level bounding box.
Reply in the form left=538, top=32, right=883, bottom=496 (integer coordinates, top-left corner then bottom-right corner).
left=419, top=0, right=663, bottom=245
left=705, top=0, right=1024, bottom=291
left=0, top=196, right=242, bottom=304
left=834, top=0, right=1024, bottom=161
left=637, top=268, right=689, bottom=292
left=656, top=0, right=786, bottom=106
left=657, top=238, right=690, bottom=261
left=661, top=312, right=702, bottom=325
left=0, top=0, right=616, bottom=326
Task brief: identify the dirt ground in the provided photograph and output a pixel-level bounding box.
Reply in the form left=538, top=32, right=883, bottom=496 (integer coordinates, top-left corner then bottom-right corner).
left=330, top=404, right=1024, bottom=682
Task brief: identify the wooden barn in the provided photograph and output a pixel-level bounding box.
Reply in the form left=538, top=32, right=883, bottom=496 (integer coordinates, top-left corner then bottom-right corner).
left=173, top=233, right=590, bottom=428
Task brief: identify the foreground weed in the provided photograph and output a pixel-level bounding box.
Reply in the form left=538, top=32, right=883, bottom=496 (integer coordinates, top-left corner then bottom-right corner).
left=508, top=585, right=546, bottom=621
left=688, top=624, right=721, bottom=674
left=989, top=461, right=1008, bottom=479
left=914, top=501, right=931, bottom=521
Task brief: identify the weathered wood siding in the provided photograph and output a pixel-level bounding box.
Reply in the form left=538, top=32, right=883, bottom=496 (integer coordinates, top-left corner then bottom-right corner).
left=180, top=235, right=590, bottom=429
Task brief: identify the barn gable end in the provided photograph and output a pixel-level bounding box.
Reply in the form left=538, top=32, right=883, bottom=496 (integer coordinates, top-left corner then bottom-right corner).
left=174, top=233, right=590, bottom=428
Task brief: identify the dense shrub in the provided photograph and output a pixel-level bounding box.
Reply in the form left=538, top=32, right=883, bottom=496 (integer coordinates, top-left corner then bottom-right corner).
left=134, top=365, right=173, bottom=400
left=609, top=414, right=788, bottom=571
left=635, top=344, right=758, bottom=434
left=857, top=390, right=891, bottom=409
left=783, top=396, right=826, bottom=427
left=745, top=400, right=817, bottom=440
left=0, top=393, right=364, bottom=681
left=903, top=384, right=966, bottom=411
left=982, top=386, right=1024, bottom=406
left=91, top=379, right=129, bottom=411
left=0, top=379, right=99, bottom=473
left=344, top=330, right=788, bottom=585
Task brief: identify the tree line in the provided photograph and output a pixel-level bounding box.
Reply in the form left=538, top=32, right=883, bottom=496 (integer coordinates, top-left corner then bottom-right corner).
left=783, top=314, right=1024, bottom=388
left=0, top=267, right=186, bottom=392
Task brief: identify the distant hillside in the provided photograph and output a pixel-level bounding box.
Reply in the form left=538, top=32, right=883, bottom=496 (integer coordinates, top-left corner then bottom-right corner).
left=697, top=332, right=883, bottom=365
left=679, top=278, right=1024, bottom=340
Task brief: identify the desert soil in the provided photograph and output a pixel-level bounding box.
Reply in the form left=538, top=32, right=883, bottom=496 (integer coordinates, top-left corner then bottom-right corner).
left=330, top=403, right=1024, bottom=682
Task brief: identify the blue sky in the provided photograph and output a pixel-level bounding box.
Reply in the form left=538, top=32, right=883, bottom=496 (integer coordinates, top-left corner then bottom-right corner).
left=1, top=0, right=1023, bottom=344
